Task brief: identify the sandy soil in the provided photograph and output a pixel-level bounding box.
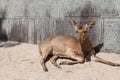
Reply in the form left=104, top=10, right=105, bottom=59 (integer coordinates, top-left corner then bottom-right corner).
left=0, top=41, right=120, bottom=80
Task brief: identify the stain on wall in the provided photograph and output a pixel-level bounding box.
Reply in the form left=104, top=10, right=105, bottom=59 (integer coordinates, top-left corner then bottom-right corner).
left=8, top=22, right=27, bottom=42
left=80, top=2, right=100, bottom=22
left=0, top=9, right=7, bottom=41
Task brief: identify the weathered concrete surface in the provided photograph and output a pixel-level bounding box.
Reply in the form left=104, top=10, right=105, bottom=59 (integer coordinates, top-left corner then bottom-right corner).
left=104, top=19, right=120, bottom=53
left=0, top=0, right=120, bottom=52
left=0, top=42, right=120, bottom=80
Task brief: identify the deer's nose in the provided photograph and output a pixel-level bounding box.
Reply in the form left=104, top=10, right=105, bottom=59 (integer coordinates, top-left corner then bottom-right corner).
left=89, top=27, right=92, bottom=29
left=84, top=31, right=87, bottom=33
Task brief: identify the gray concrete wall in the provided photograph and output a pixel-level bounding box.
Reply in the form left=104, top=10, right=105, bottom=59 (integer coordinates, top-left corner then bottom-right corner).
left=0, top=0, right=120, bottom=53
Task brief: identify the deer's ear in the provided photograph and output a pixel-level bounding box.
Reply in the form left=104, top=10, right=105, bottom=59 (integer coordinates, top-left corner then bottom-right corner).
left=85, top=21, right=96, bottom=29
left=70, top=19, right=80, bottom=30
left=70, top=19, right=83, bottom=31
left=70, top=20, right=77, bottom=26
left=88, top=21, right=96, bottom=26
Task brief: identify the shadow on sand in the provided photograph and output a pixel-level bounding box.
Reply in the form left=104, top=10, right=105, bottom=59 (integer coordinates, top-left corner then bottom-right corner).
left=0, top=41, right=21, bottom=47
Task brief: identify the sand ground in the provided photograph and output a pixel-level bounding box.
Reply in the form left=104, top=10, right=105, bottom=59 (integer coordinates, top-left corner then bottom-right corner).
left=0, top=41, right=120, bottom=80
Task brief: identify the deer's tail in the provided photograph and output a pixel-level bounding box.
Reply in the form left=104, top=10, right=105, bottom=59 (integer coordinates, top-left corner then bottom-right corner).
left=94, top=43, right=103, bottom=54
left=38, top=45, right=42, bottom=56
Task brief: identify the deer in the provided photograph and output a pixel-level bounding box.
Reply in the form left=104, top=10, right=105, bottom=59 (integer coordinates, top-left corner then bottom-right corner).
left=70, top=20, right=120, bottom=66
left=39, top=20, right=120, bottom=71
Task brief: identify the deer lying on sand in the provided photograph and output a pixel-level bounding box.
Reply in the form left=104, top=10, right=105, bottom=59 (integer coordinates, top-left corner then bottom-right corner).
left=70, top=20, right=120, bottom=66
left=39, top=20, right=120, bottom=71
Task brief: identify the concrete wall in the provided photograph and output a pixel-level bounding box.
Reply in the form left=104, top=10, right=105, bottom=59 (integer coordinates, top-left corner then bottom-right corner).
left=0, top=0, right=120, bottom=53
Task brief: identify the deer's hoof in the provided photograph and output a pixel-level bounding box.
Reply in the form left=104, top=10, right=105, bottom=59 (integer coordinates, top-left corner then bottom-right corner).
left=115, top=63, right=120, bottom=66
left=43, top=68, right=48, bottom=72
left=56, top=65, right=62, bottom=69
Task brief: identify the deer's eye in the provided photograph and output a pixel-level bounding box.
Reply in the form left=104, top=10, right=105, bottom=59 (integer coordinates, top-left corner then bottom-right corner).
left=75, top=31, right=78, bottom=33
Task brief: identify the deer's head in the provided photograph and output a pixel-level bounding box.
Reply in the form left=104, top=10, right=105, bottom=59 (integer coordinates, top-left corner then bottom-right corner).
left=71, top=20, right=96, bottom=42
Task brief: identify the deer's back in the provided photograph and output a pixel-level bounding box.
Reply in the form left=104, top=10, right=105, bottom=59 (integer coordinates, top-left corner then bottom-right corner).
left=51, top=35, right=82, bottom=54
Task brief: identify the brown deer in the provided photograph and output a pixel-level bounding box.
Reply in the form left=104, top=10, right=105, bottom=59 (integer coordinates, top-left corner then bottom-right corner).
left=70, top=20, right=120, bottom=66
left=39, top=20, right=120, bottom=71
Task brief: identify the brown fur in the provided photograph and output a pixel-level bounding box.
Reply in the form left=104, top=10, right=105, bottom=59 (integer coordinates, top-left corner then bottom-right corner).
left=39, top=20, right=120, bottom=71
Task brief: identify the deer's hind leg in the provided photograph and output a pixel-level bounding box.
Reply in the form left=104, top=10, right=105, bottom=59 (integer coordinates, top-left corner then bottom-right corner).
left=60, top=52, right=85, bottom=65
left=40, top=47, right=52, bottom=71
left=50, top=55, right=61, bottom=68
